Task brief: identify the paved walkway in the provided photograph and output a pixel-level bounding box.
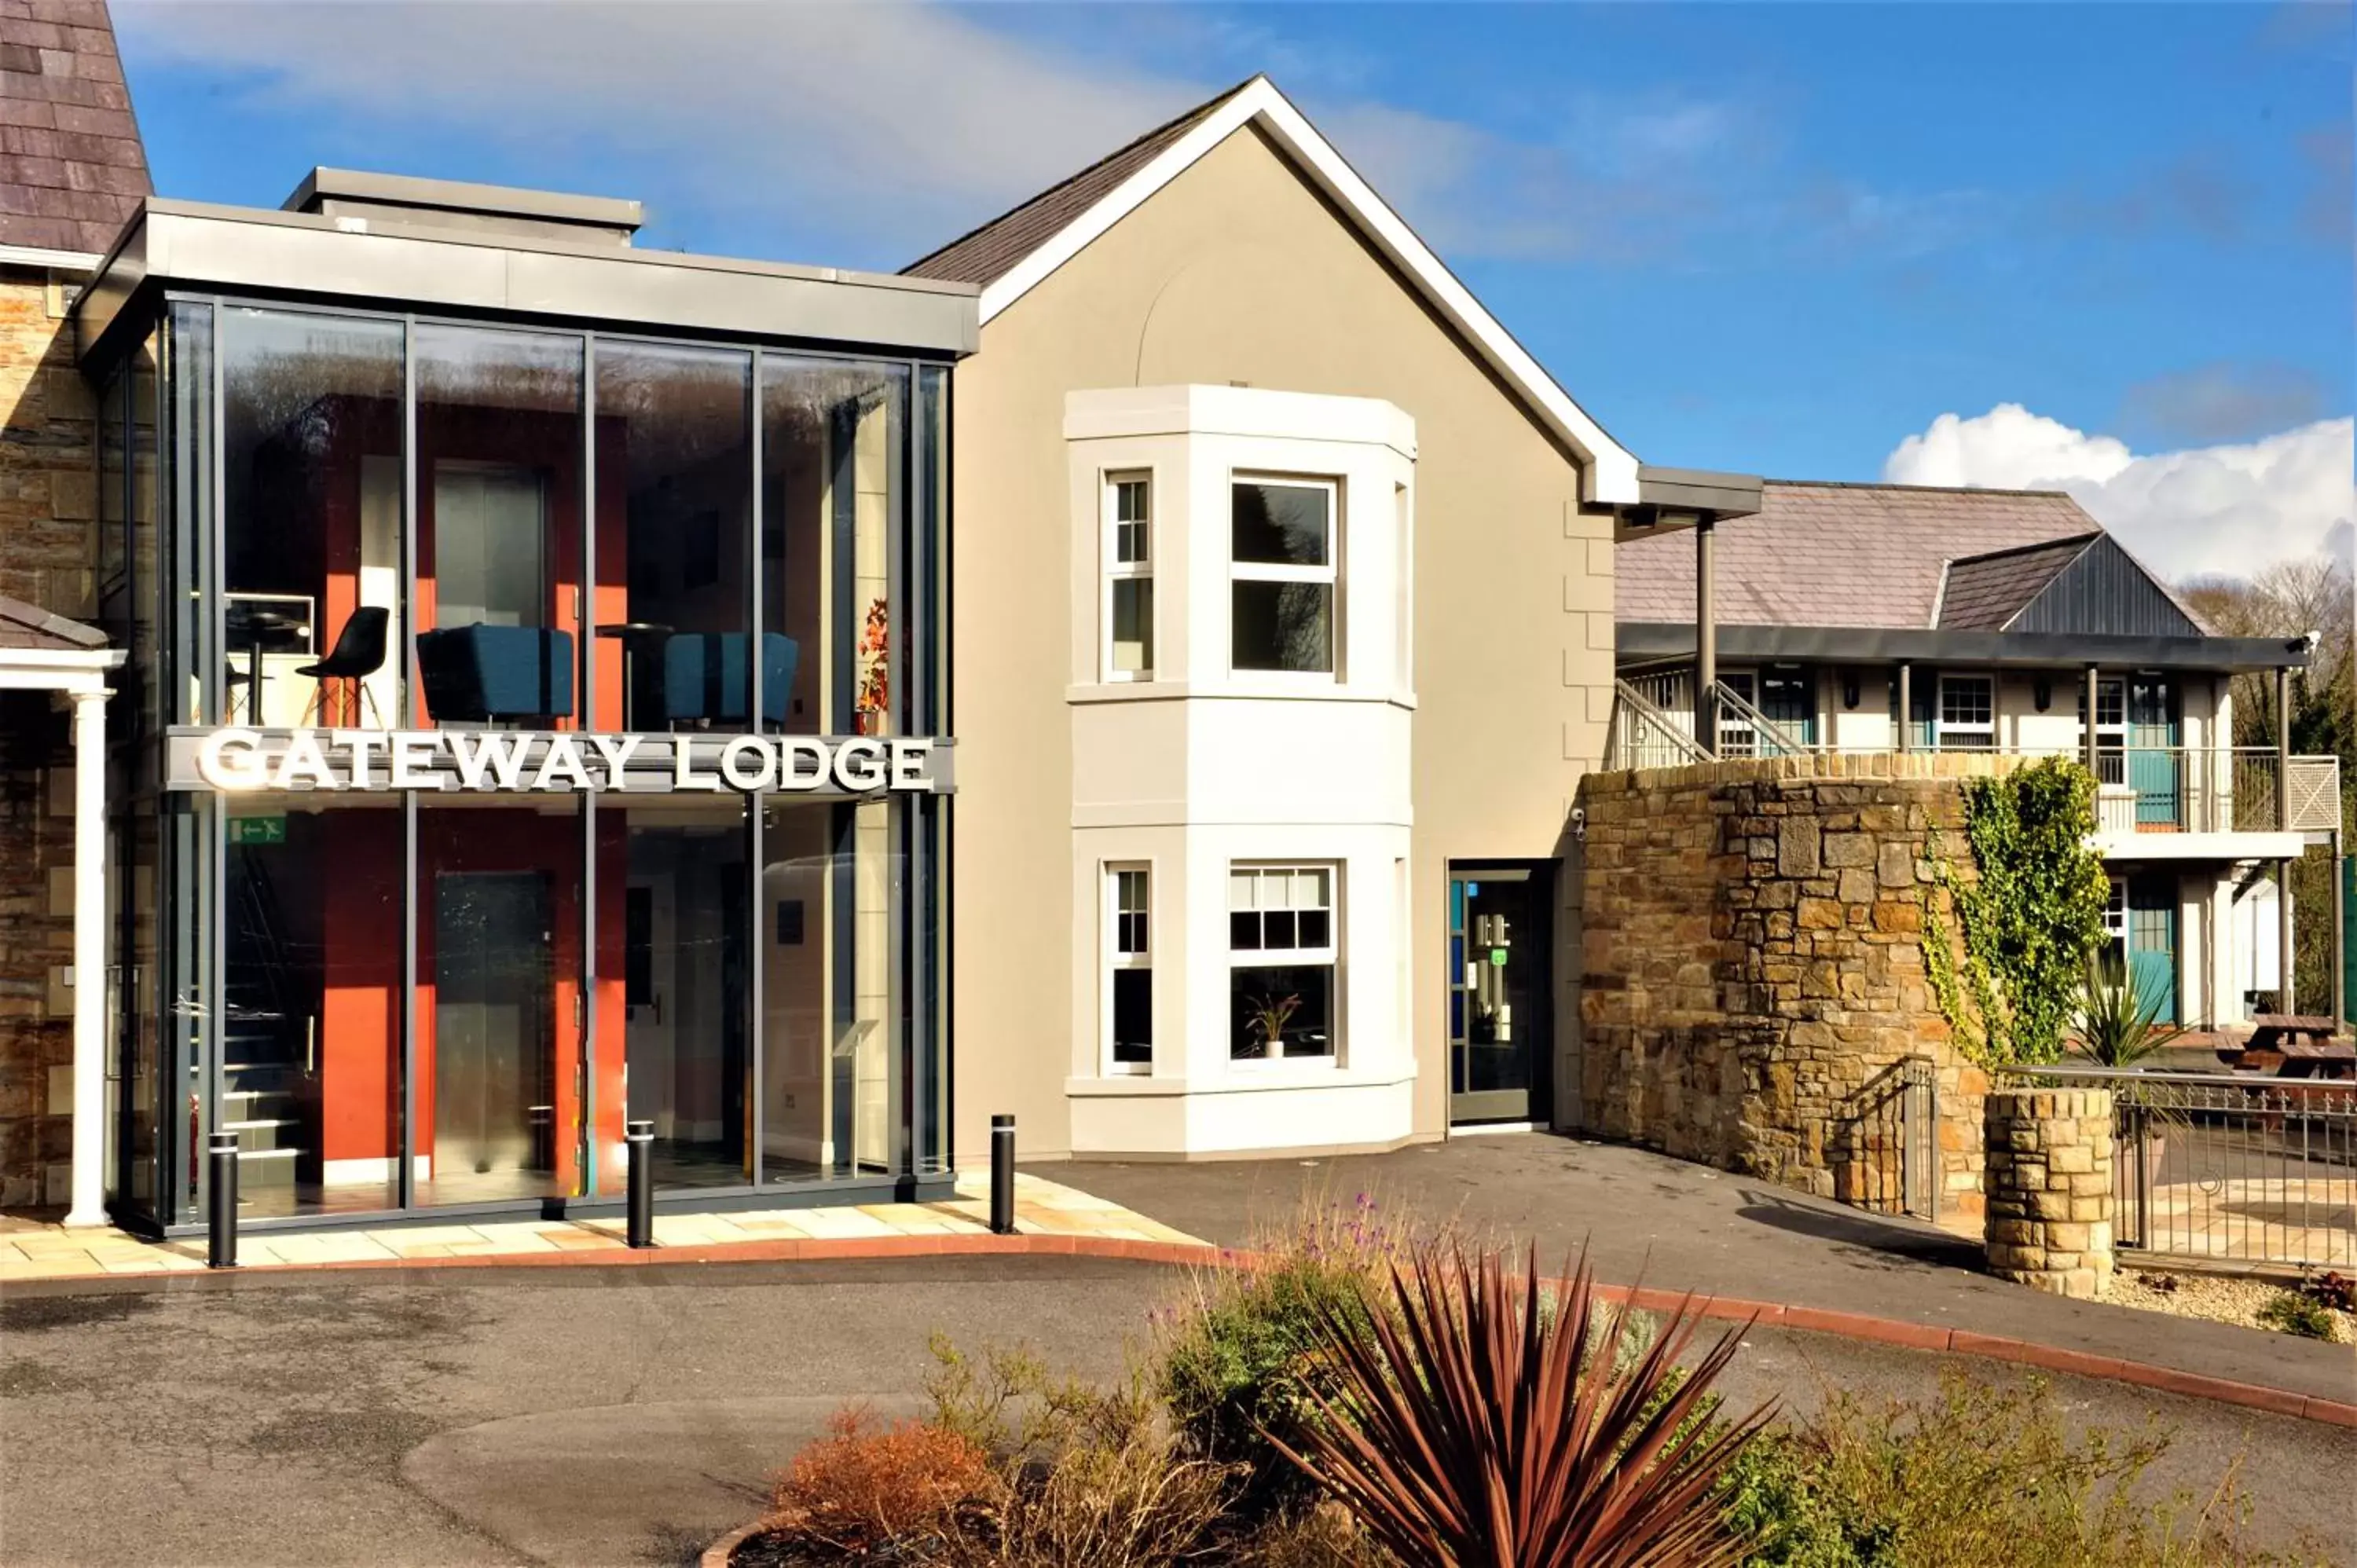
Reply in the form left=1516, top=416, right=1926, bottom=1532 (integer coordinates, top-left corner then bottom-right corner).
left=1060, top=1131, right=2357, bottom=1410
left=0, top=1172, right=1200, bottom=1284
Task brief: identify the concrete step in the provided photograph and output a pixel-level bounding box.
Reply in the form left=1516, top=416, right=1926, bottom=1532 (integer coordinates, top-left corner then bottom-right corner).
left=222, top=1117, right=302, bottom=1154
left=233, top=1147, right=299, bottom=1189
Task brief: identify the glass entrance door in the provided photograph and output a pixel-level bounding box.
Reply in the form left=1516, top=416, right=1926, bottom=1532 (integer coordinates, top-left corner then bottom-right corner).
left=432, top=872, right=557, bottom=1194
left=1447, top=863, right=1552, bottom=1125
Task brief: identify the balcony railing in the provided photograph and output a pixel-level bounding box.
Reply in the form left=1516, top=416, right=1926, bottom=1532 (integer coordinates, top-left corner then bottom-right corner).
left=1597, top=698, right=2343, bottom=834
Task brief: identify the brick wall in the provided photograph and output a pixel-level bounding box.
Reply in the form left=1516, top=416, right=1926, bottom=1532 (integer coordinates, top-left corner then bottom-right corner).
left=0, top=266, right=97, bottom=1207
left=1577, top=753, right=2014, bottom=1218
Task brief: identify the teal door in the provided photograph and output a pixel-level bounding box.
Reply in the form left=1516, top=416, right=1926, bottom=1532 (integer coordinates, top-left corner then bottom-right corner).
left=2126, top=876, right=2177, bottom=1025
left=2126, top=678, right=2180, bottom=827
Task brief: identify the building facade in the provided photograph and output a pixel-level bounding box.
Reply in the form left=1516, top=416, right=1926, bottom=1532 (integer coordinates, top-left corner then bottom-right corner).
left=906, top=78, right=1751, bottom=1162
left=1614, top=482, right=2339, bottom=1031
left=52, top=170, right=972, bottom=1233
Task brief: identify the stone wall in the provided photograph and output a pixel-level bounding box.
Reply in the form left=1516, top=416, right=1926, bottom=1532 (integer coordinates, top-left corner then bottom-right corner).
left=1984, top=1086, right=2115, bottom=1299
left=1578, top=753, right=2011, bottom=1218
left=0, top=266, right=97, bottom=1207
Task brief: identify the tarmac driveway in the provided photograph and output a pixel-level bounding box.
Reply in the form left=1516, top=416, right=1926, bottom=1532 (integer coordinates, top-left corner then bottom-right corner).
left=3, top=1244, right=2352, bottom=1566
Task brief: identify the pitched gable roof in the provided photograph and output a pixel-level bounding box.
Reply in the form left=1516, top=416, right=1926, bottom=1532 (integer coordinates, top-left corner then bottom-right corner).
left=907, top=82, right=1250, bottom=289
left=0, top=0, right=151, bottom=256
left=1618, top=480, right=2212, bottom=639
left=903, top=75, right=1640, bottom=505
left=1936, top=533, right=2098, bottom=630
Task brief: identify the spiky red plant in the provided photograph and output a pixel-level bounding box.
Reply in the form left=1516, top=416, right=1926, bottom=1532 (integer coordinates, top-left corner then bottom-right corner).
left=1266, top=1241, right=1771, bottom=1568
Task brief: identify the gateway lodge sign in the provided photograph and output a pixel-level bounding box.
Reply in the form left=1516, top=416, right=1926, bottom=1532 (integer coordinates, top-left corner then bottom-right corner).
left=167, top=727, right=952, bottom=797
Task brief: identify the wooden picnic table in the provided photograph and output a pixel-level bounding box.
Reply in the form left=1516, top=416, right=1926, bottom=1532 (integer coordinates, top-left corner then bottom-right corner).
left=2216, top=1014, right=2355, bottom=1080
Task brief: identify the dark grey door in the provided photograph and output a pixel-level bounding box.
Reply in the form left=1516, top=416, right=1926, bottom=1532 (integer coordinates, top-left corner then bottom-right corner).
left=1448, top=863, right=1553, bottom=1125
left=433, top=872, right=555, bottom=1184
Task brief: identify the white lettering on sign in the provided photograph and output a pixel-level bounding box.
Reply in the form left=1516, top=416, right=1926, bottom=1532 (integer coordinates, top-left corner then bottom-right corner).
left=181, top=728, right=945, bottom=797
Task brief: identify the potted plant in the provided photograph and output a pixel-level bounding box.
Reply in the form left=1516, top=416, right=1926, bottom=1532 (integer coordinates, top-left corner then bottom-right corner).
left=1246, top=991, right=1303, bottom=1058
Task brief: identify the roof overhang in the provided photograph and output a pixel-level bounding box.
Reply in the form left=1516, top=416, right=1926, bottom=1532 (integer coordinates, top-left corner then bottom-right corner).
left=0, top=647, right=125, bottom=698
left=75, top=199, right=981, bottom=372
left=1607, top=466, right=1764, bottom=540
left=970, top=76, right=1646, bottom=506
left=1615, top=621, right=2314, bottom=674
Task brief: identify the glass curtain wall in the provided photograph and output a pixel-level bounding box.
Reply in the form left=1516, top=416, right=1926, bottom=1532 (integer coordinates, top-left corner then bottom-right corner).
left=592, top=344, right=753, bottom=735
left=415, top=326, right=585, bottom=731
left=218, top=309, right=405, bottom=731
left=112, top=299, right=950, bottom=1227
left=759, top=359, right=907, bottom=736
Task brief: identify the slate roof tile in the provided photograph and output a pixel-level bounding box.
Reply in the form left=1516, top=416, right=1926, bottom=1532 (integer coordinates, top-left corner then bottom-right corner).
left=0, top=0, right=146, bottom=254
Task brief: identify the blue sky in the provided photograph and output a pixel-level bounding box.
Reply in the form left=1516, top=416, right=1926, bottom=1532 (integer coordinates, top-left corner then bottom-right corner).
left=113, top=1, right=2353, bottom=580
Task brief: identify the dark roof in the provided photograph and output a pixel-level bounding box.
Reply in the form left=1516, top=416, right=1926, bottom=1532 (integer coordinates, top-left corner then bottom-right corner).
left=0, top=592, right=105, bottom=650
left=1936, top=533, right=2097, bottom=630
left=1618, top=480, right=2102, bottom=629
left=903, top=78, right=1254, bottom=288
left=0, top=0, right=151, bottom=255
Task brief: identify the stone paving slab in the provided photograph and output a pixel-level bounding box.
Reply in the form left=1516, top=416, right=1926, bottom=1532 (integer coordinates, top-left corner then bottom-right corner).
left=0, top=1173, right=1197, bottom=1284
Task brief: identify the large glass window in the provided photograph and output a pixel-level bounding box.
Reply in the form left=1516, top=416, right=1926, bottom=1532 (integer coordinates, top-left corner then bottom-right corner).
left=601, top=795, right=751, bottom=1191
left=760, top=797, right=902, bottom=1181
left=1229, top=865, right=1337, bottom=1061
left=1937, top=673, right=1995, bottom=751
left=761, top=358, right=907, bottom=736
left=415, top=798, right=590, bottom=1207
left=1232, top=478, right=1336, bottom=675
left=219, top=309, right=405, bottom=730
left=596, top=343, right=753, bottom=735
left=222, top=794, right=404, bottom=1217
left=416, top=326, right=585, bottom=731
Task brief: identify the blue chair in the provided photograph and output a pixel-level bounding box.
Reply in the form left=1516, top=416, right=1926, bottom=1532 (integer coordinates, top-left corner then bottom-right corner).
left=662, top=632, right=800, bottom=727
left=416, top=625, right=576, bottom=723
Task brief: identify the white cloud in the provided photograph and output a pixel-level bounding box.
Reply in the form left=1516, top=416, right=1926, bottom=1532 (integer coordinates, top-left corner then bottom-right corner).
left=1884, top=404, right=2355, bottom=582
left=117, top=0, right=1209, bottom=262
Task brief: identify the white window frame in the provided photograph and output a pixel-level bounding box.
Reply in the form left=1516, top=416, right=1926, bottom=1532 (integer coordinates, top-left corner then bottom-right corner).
left=1104, top=863, right=1153, bottom=1074
left=1227, top=862, right=1340, bottom=1064
left=1103, top=471, right=1154, bottom=682
left=1936, top=672, right=1996, bottom=752
left=2103, top=876, right=2128, bottom=962
left=1230, top=474, right=1340, bottom=679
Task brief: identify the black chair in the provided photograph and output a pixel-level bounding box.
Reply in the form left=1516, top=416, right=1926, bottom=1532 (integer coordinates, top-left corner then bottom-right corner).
left=296, top=606, right=391, bottom=727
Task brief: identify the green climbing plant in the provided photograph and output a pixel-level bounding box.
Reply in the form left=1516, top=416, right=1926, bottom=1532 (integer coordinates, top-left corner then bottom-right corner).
left=1920, top=757, right=2110, bottom=1066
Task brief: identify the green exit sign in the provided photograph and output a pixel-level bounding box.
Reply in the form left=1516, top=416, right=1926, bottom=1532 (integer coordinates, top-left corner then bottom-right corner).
left=229, top=816, right=286, bottom=846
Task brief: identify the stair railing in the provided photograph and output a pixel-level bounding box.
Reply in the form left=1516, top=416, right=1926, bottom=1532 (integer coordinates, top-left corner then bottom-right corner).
left=1710, top=679, right=1813, bottom=759
left=1609, top=678, right=1714, bottom=770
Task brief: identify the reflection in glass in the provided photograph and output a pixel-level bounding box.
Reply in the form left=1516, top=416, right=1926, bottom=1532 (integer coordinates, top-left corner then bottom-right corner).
left=601, top=796, right=750, bottom=1190
left=1231, top=481, right=1335, bottom=673
left=761, top=358, right=907, bottom=735
left=220, top=309, right=404, bottom=728
left=416, top=799, right=588, bottom=1206
left=761, top=798, right=898, bottom=1181
left=596, top=343, right=753, bottom=734
left=416, top=326, right=584, bottom=728
left=222, top=794, right=403, bottom=1216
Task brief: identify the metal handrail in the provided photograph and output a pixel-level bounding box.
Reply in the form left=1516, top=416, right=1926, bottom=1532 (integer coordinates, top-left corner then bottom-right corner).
left=1709, top=680, right=1811, bottom=758
left=1609, top=678, right=1713, bottom=768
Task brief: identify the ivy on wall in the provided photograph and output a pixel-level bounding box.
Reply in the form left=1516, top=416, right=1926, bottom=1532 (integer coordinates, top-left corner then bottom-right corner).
left=1922, top=757, right=2110, bottom=1066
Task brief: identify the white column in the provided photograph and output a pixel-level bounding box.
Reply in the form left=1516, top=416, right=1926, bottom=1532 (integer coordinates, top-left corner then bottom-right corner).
left=64, top=686, right=109, bottom=1227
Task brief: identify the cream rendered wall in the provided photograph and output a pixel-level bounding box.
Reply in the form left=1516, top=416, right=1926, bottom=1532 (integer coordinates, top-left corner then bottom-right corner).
left=949, top=124, right=1603, bottom=1163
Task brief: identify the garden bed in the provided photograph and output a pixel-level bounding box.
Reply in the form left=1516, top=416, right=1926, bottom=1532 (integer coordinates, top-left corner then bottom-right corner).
left=2113, top=1266, right=2355, bottom=1343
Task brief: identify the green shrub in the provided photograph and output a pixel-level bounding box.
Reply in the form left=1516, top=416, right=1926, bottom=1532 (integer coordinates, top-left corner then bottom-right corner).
left=2256, top=1291, right=2337, bottom=1341
left=1716, top=1368, right=2267, bottom=1567
left=1153, top=1193, right=1409, bottom=1511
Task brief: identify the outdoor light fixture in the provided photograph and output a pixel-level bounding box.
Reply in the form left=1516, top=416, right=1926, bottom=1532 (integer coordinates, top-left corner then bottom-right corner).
left=2034, top=677, right=2052, bottom=711
left=1842, top=671, right=1860, bottom=709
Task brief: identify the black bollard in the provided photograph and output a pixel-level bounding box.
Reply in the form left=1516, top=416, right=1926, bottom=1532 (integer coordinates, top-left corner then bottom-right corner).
left=207, top=1131, right=239, bottom=1269
left=989, top=1114, right=1016, bottom=1235
left=625, top=1119, right=654, bottom=1248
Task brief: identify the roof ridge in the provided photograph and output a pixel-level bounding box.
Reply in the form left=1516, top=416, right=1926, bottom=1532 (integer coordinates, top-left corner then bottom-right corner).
left=901, top=75, right=1260, bottom=277
left=1945, top=530, right=2100, bottom=568
left=1764, top=477, right=2077, bottom=500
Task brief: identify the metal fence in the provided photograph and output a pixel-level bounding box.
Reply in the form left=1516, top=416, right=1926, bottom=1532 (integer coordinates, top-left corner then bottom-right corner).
left=2007, top=1065, right=2357, bottom=1269
left=1835, top=1055, right=1939, bottom=1222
